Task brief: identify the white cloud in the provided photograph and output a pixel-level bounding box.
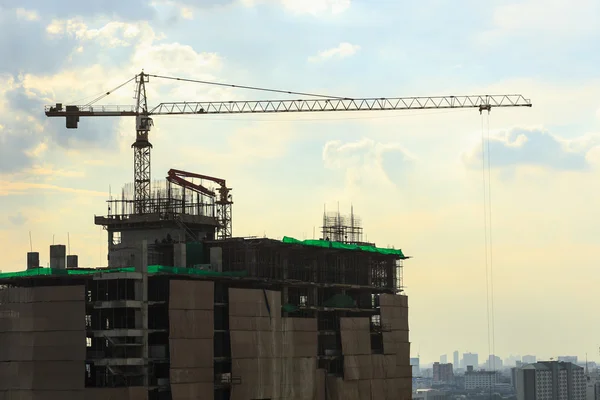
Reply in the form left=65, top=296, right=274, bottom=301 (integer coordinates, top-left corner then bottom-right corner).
left=280, top=0, right=350, bottom=15
left=24, top=142, right=48, bottom=158
left=131, top=43, right=222, bottom=80
left=462, top=127, right=600, bottom=172
left=174, top=121, right=296, bottom=169
left=23, top=20, right=223, bottom=104
left=323, top=138, right=416, bottom=188
left=46, top=20, right=162, bottom=48
left=308, top=42, right=360, bottom=63
left=0, top=180, right=106, bottom=197
left=15, top=8, right=40, bottom=21
left=180, top=7, right=194, bottom=19
left=241, top=0, right=351, bottom=15
left=0, top=19, right=227, bottom=180
left=481, top=0, right=600, bottom=41
left=7, top=212, right=27, bottom=226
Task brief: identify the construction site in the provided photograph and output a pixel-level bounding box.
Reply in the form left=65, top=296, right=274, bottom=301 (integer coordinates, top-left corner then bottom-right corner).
left=0, top=203, right=411, bottom=400
left=0, top=71, right=532, bottom=400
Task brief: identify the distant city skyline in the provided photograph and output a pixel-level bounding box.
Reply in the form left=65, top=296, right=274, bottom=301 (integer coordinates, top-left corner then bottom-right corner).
left=417, top=352, right=593, bottom=368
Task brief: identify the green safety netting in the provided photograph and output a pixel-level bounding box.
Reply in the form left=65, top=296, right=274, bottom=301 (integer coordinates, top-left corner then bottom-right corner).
left=323, top=293, right=356, bottom=308
left=281, top=236, right=408, bottom=259
left=282, top=303, right=299, bottom=313
left=0, top=265, right=248, bottom=280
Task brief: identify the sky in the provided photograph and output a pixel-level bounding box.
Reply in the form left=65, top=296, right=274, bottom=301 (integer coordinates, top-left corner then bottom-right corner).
left=0, top=0, right=599, bottom=364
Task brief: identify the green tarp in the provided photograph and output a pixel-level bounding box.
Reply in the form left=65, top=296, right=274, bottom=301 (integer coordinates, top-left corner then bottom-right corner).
left=0, top=265, right=248, bottom=280
left=323, top=293, right=356, bottom=308
left=281, top=236, right=407, bottom=259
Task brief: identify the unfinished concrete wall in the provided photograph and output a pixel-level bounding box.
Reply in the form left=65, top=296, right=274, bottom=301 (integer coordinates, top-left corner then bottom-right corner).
left=169, top=280, right=214, bottom=400
left=380, top=294, right=412, bottom=400
left=0, top=285, right=86, bottom=400
left=332, top=294, right=411, bottom=400
left=229, top=288, right=318, bottom=400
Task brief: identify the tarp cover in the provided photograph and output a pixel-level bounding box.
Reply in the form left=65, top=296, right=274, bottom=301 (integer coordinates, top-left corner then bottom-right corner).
left=282, top=236, right=407, bottom=259
left=0, top=265, right=248, bottom=280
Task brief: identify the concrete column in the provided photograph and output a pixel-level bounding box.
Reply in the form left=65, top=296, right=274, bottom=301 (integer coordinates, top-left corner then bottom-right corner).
left=312, top=260, right=318, bottom=306
left=107, top=231, right=113, bottom=264
left=282, top=258, right=289, bottom=314
left=210, top=247, right=223, bottom=272
left=134, top=240, right=149, bottom=387
left=174, top=243, right=186, bottom=268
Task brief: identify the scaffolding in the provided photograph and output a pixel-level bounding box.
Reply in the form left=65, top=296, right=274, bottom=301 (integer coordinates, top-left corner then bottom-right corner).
left=321, top=206, right=375, bottom=247
left=106, top=179, right=216, bottom=219
left=0, top=236, right=411, bottom=399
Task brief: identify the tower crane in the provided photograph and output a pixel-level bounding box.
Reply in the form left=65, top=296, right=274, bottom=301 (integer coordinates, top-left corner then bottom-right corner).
left=45, top=71, right=532, bottom=237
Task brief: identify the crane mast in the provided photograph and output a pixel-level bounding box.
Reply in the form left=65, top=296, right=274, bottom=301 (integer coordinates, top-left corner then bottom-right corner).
left=45, top=71, right=533, bottom=237
left=133, top=72, right=153, bottom=214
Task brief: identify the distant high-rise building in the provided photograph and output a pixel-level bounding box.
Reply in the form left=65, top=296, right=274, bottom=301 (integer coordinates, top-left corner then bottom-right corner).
left=506, top=355, right=522, bottom=367
left=523, top=355, right=537, bottom=364
left=465, top=365, right=498, bottom=390
left=515, top=361, right=586, bottom=400
left=454, top=351, right=459, bottom=369
left=411, top=357, right=421, bottom=377
left=463, top=353, right=479, bottom=369
left=440, top=354, right=448, bottom=364
left=413, top=388, right=449, bottom=400
left=486, top=355, right=504, bottom=370
left=433, top=362, right=454, bottom=383
left=585, top=374, right=600, bottom=400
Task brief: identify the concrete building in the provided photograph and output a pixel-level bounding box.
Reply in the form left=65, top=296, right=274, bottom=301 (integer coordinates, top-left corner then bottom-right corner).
left=464, top=366, right=498, bottom=390
left=411, top=357, right=421, bottom=377
left=0, top=166, right=414, bottom=399
left=585, top=375, right=600, bottom=400
left=0, top=235, right=411, bottom=399
left=414, top=388, right=448, bottom=400
left=433, top=362, right=454, bottom=383
left=463, top=352, right=479, bottom=369
left=453, top=351, right=459, bottom=370
left=440, top=354, right=447, bottom=364
left=486, top=354, right=504, bottom=370
left=515, top=361, right=586, bottom=400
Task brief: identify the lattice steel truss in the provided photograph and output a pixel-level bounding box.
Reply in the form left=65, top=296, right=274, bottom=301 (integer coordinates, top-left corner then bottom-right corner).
left=132, top=72, right=153, bottom=214
left=45, top=94, right=532, bottom=116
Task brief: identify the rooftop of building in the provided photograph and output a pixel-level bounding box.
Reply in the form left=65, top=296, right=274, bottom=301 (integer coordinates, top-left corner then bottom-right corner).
left=521, top=361, right=584, bottom=371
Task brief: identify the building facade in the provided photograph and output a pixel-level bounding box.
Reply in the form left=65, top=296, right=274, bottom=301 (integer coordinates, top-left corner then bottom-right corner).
left=411, top=357, right=421, bottom=377
left=515, top=361, right=586, bottom=400
left=0, top=238, right=412, bottom=400
left=464, top=366, right=498, bottom=390
left=433, top=362, right=454, bottom=384
left=414, top=388, right=448, bottom=400
left=463, top=353, right=479, bottom=369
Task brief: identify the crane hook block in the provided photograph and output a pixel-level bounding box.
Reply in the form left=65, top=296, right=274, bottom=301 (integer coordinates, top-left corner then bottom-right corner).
left=65, top=105, right=79, bottom=129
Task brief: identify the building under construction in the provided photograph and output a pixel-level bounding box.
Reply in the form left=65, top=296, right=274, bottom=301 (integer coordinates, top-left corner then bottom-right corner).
left=0, top=170, right=412, bottom=400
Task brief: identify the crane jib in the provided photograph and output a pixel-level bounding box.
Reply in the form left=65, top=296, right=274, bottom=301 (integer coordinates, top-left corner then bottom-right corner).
left=42, top=70, right=532, bottom=223
left=44, top=95, right=532, bottom=119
